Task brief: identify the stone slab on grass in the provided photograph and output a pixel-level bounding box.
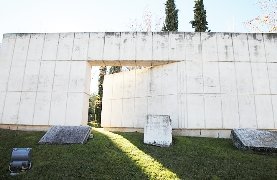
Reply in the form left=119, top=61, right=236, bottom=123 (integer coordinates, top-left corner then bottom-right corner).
left=144, top=115, right=172, bottom=147
left=39, top=126, right=91, bottom=144
left=231, top=128, right=277, bottom=153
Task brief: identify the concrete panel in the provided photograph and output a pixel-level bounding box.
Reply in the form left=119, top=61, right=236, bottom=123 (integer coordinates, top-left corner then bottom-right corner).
left=152, top=32, right=169, bottom=61
left=18, top=92, right=36, bottom=125
left=0, top=92, right=6, bottom=123
left=57, top=33, right=74, bottom=60
left=49, top=92, right=67, bottom=125
left=42, top=33, right=59, bottom=60
left=169, top=32, right=186, bottom=60
left=103, top=32, right=121, bottom=60
left=87, top=32, right=105, bottom=64
left=255, top=95, right=274, bottom=129
left=0, top=59, right=12, bottom=91
left=163, top=94, right=178, bottom=128
left=22, top=61, right=40, bottom=91
left=37, top=61, right=55, bottom=92
left=27, top=33, right=45, bottom=61
left=2, top=92, right=21, bottom=124
left=136, top=32, right=152, bottom=62
left=53, top=61, right=71, bottom=92
left=186, top=61, right=203, bottom=93
left=272, top=95, right=277, bottom=128
left=221, top=95, right=240, bottom=128
left=201, top=32, right=218, bottom=61
left=135, top=68, right=150, bottom=97
left=248, top=33, right=266, bottom=62
left=268, top=63, right=277, bottom=94
left=33, top=92, right=51, bottom=125
left=184, top=32, right=201, bottom=61
left=251, top=63, right=270, bottom=94
left=66, top=93, right=85, bottom=125
left=101, top=99, right=112, bottom=127
left=110, top=99, right=122, bottom=127
left=162, top=63, right=178, bottom=95
left=187, top=94, right=205, bottom=128
left=204, top=94, right=222, bottom=128
left=8, top=62, right=25, bottom=91
left=177, top=61, right=186, bottom=94
left=219, top=62, right=237, bottom=94
left=216, top=33, right=234, bottom=62
left=0, top=34, right=16, bottom=60
left=134, top=97, right=147, bottom=128
left=232, top=33, right=249, bottom=62
left=178, top=94, right=187, bottom=128
left=81, top=94, right=89, bottom=125
left=13, top=34, right=30, bottom=61
left=203, top=62, right=220, bottom=93
left=123, top=70, right=135, bottom=98
left=264, top=33, right=277, bottom=62
left=112, top=73, right=123, bottom=98
left=149, top=66, right=163, bottom=96
left=103, top=75, right=113, bottom=100
left=147, top=96, right=163, bottom=116
left=68, top=61, right=90, bottom=93
left=238, top=95, right=257, bottom=128
left=72, top=33, right=89, bottom=60
left=235, top=62, right=254, bottom=94
left=122, top=98, right=135, bottom=127
left=120, top=32, right=136, bottom=61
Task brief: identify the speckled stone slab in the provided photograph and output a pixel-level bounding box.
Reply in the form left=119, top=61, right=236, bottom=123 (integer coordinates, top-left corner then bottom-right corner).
left=231, top=129, right=277, bottom=153
left=39, top=126, right=91, bottom=144
left=144, top=115, right=172, bottom=147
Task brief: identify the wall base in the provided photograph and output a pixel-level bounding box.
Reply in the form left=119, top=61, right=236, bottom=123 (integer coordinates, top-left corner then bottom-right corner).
left=0, top=124, right=50, bottom=131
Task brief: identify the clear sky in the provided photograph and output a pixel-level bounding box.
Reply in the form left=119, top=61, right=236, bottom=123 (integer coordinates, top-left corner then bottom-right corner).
left=0, top=0, right=261, bottom=93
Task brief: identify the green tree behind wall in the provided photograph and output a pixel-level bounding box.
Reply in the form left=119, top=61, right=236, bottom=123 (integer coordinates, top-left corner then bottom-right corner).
left=162, top=0, right=179, bottom=31
left=190, top=0, right=210, bottom=32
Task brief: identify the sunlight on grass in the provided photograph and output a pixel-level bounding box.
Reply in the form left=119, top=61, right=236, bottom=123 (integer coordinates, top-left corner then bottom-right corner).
left=95, top=128, right=180, bottom=180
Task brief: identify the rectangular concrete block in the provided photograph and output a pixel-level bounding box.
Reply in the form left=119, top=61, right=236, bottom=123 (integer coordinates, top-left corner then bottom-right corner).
left=238, top=95, right=257, bottom=128
left=2, top=92, right=21, bottom=124
left=87, top=33, right=105, bottom=63
left=235, top=62, right=254, bottom=94
left=68, top=61, right=90, bottom=93
left=66, top=93, right=85, bottom=125
left=268, top=63, right=277, bottom=94
left=122, top=98, right=135, bottom=127
left=18, top=92, right=36, bottom=125
left=163, top=95, right=178, bottom=128
left=27, top=33, right=45, bottom=61
left=134, top=97, right=147, bottom=128
left=103, top=32, right=121, bottom=60
left=49, top=92, right=67, bottom=125
left=13, top=34, right=30, bottom=61
left=136, top=32, right=152, bottom=61
left=8, top=62, right=25, bottom=91
left=186, top=61, right=203, bottom=93
left=53, top=61, right=71, bottom=92
left=184, top=32, right=201, bottom=61
left=177, top=61, right=186, bottom=94
left=178, top=94, right=187, bottom=129
left=42, top=33, right=59, bottom=60
left=248, top=34, right=266, bottom=62
left=37, top=61, right=55, bottom=92
left=33, top=92, right=51, bottom=125
left=152, top=32, right=169, bottom=61
left=255, top=95, right=274, bottom=129
left=112, top=73, right=123, bottom=98
left=187, top=94, right=205, bottom=128
left=219, top=62, right=237, bottom=94
left=232, top=33, right=249, bottom=62
left=216, top=33, right=234, bottom=62
left=162, top=63, right=178, bottom=95
left=203, top=62, right=220, bottom=93
left=169, top=32, right=186, bottom=61
left=22, top=61, right=40, bottom=91
left=103, top=75, right=113, bottom=100
left=144, top=115, right=172, bottom=147
left=81, top=94, right=89, bottom=125
left=251, top=63, right=270, bottom=94
left=110, top=99, right=122, bottom=127
left=120, top=32, right=136, bottom=61
left=71, top=32, right=89, bottom=60
left=0, top=92, right=6, bottom=123
left=57, top=33, right=74, bottom=60
left=221, top=95, right=240, bottom=128
left=201, top=32, right=218, bottom=61
left=123, top=70, right=136, bottom=98
left=0, top=34, right=16, bottom=60
left=135, top=68, right=150, bottom=97
left=204, top=94, right=222, bottom=128
left=263, top=33, right=277, bottom=62
left=0, top=59, right=12, bottom=91
left=101, top=99, right=112, bottom=127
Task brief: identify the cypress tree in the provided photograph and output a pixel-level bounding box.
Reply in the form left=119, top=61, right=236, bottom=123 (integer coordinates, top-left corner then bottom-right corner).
left=162, top=0, right=179, bottom=31
left=190, top=0, right=210, bottom=32
left=109, top=66, right=122, bottom=74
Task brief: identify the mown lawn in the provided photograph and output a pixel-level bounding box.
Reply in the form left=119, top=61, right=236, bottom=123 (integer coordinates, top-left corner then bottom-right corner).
left=0, top=128, right=276, bottom=179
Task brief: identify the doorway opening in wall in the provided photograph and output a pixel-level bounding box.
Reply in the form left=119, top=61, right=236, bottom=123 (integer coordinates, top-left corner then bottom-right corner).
left=87, top=65, right=142, bottom=128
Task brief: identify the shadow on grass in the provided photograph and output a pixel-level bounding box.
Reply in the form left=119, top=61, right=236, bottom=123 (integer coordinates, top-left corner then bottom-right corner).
left=115, top=131, right=277, bottom=179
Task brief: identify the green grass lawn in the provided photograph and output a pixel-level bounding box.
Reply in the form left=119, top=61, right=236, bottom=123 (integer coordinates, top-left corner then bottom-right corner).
left=0, top=128, right=276, bottom=179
